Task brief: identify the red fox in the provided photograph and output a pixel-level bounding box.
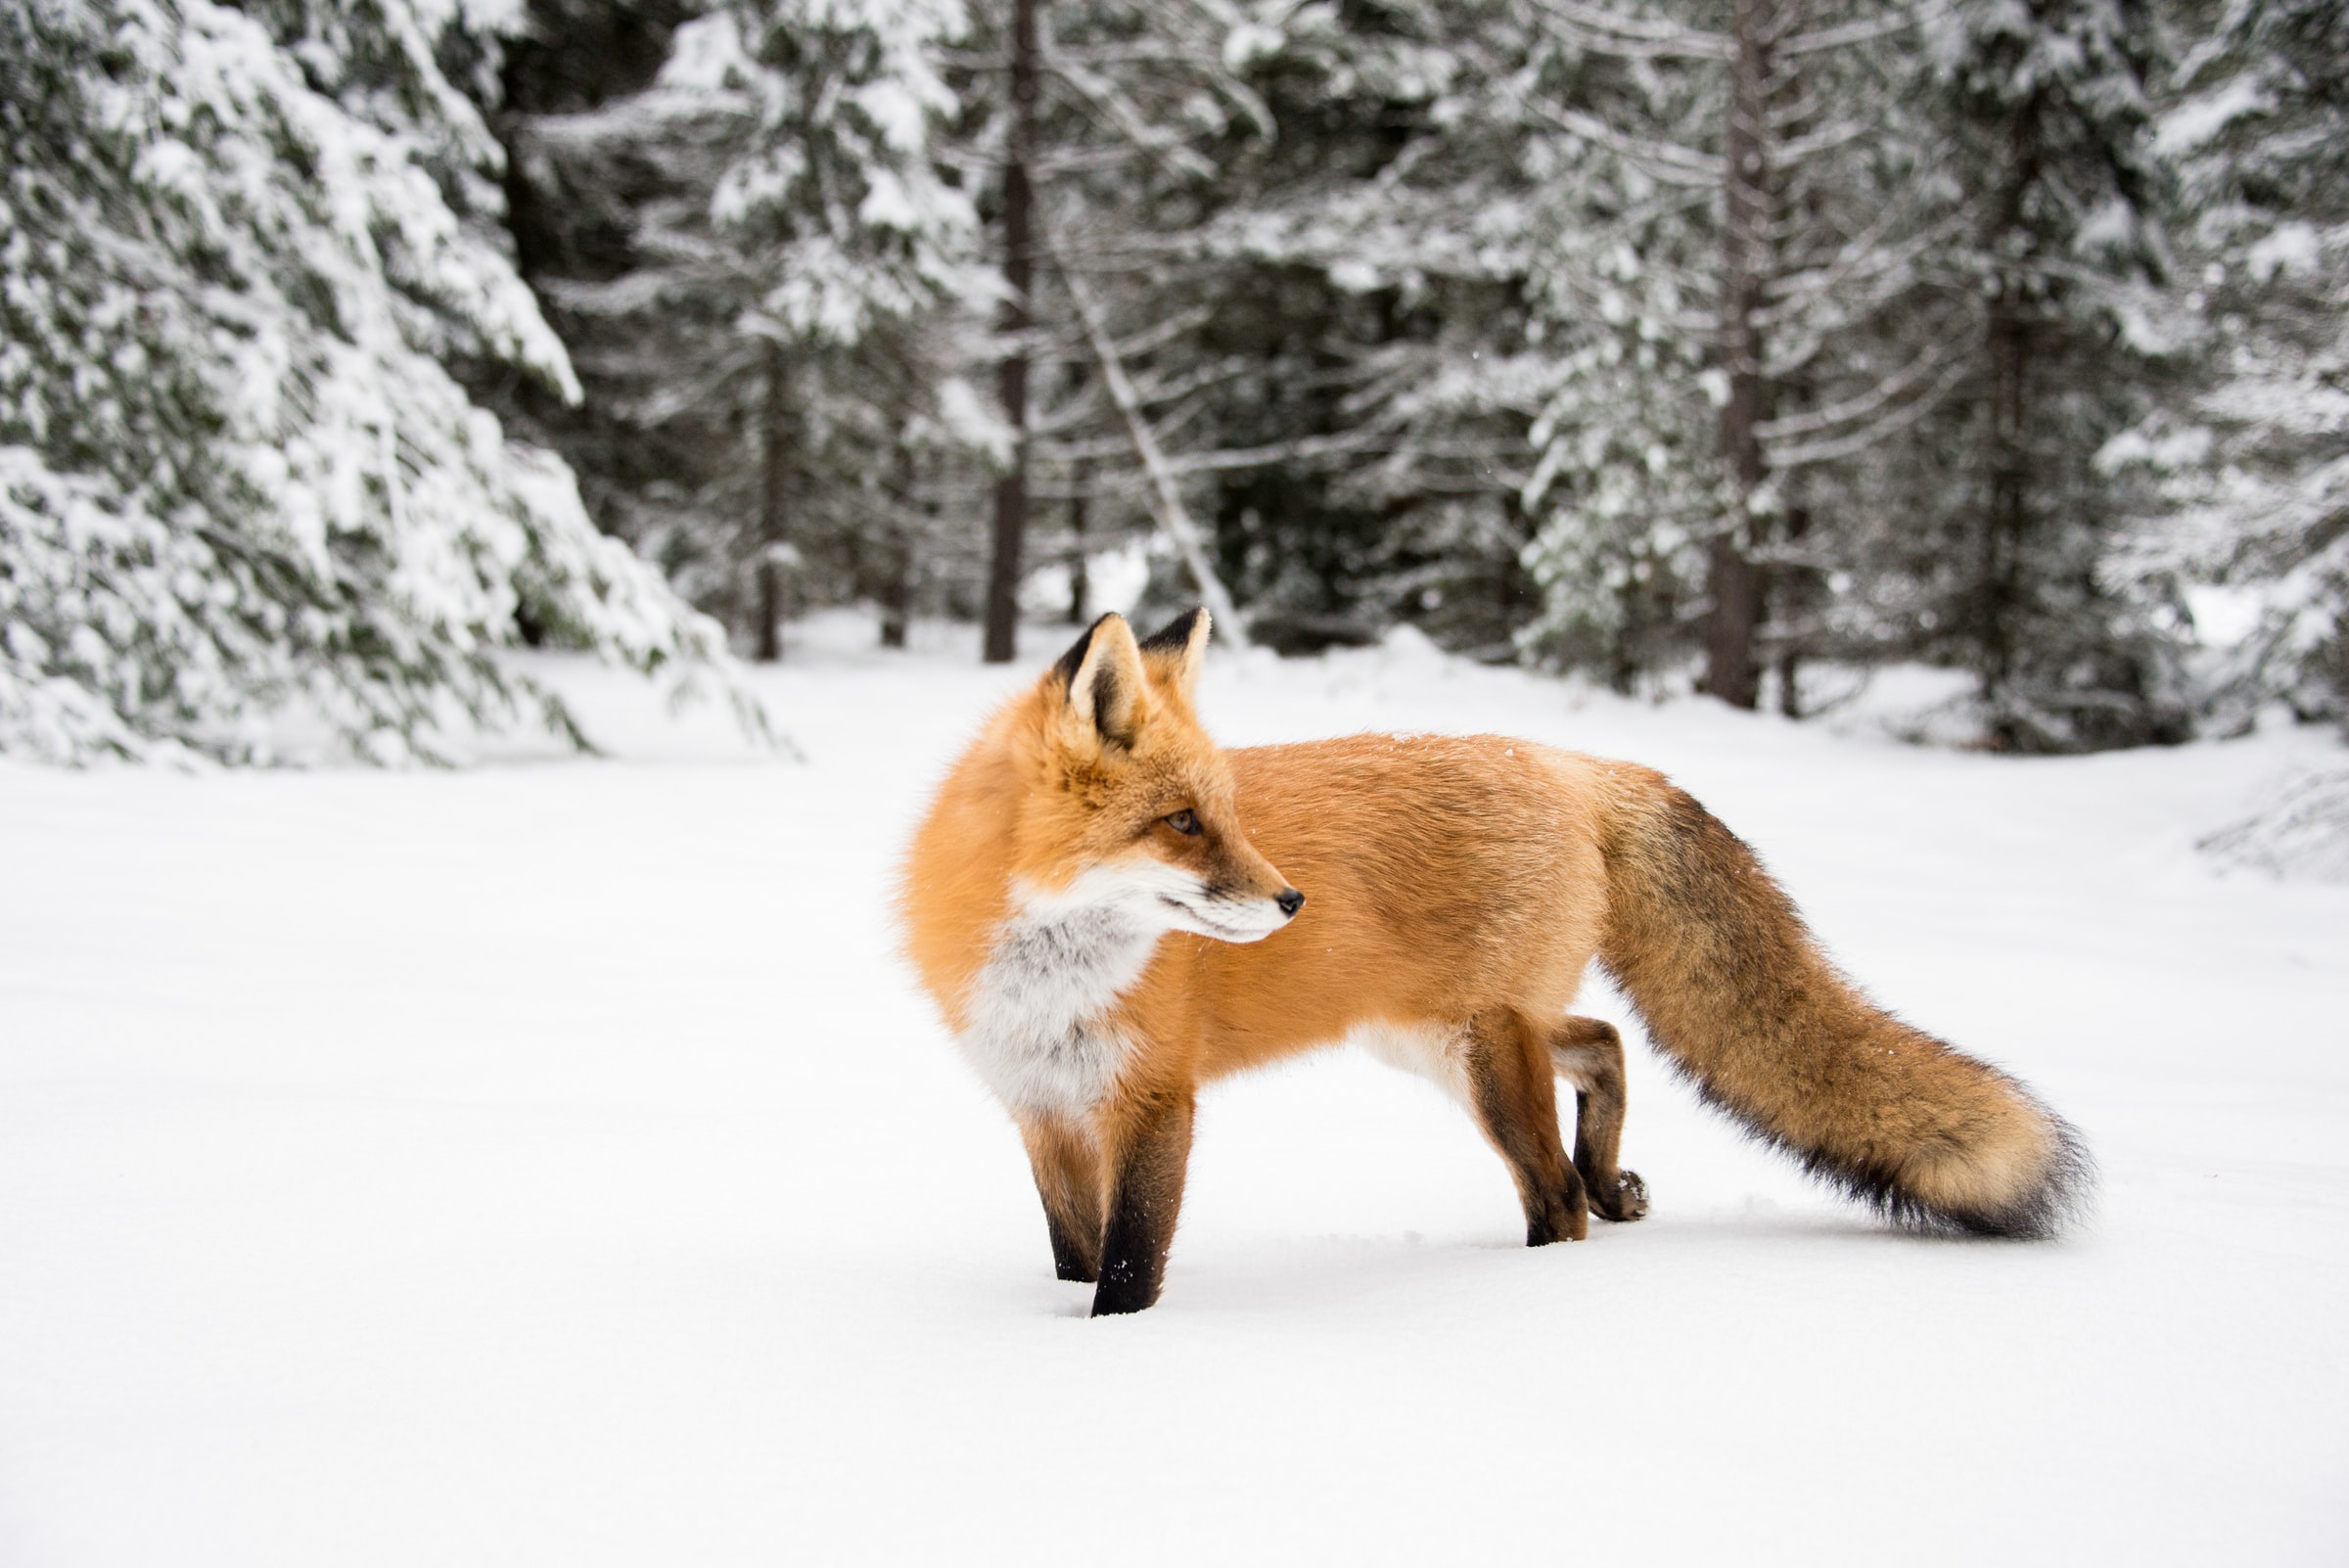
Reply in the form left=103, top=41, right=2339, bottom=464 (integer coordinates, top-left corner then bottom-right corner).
left=900, top=608, right=2091, bottom=1315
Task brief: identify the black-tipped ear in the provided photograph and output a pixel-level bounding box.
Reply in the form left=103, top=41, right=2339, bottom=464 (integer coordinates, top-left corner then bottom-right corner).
left=1136, top=606, right=1211, bottom=697
left=1053, top=614, right=1117, bottom=693
left=1137, top=607, right=1207, bottom=658
left=1062, top=614, right=1145, bottom=746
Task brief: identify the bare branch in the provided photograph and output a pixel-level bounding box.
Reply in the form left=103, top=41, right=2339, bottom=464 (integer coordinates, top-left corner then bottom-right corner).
left=1765, top=84, right=1834, bottom=130
left=1757, top=332, right=1967, bottom=441
left=1043, top=36, right=1219, bottom=182
left=1775, top=117, right=1871, bottom=165
left=1756, top=208, right=1959, bottom=328
left=1763, top=355, right=1970, bottom=468
left=1522, top=102, right=1726, bottom=187
left=1529, top=0, right=1731, bottom=59
left=1778, top=12, right=1917, bottom=57
left=1165, top=431, right=1388, bottom=474
left=1089, top=301, right=1218, bottom=364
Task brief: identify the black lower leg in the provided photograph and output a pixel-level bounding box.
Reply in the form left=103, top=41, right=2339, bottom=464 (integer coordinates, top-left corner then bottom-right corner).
left=1093, top=1087, right=1195, bottom=1316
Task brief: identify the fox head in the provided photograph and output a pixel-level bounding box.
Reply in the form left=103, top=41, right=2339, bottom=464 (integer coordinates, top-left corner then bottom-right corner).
left=1008, top=608, right=1303, bottom=943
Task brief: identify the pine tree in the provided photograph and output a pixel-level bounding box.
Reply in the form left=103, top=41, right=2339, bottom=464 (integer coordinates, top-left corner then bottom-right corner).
left=948, top=0, right=1573, bottom=657
left=960, top=0, right=1289, bottom=651
left=0, top=0, right=730, bottom=762
left=1187, top=0, right=1552, bottom=657
left=500, top=0, right=988, bottom=661
left=1900, top=0, right=2191, bottom=750
left=1485, top=1, right=1973, bottom=705
left=2111, top=0, right=2349, bottom=732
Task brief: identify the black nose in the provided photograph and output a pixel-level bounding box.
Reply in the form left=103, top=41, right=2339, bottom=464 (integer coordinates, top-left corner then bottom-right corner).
left=1276, top=888, right=1305, bottom=918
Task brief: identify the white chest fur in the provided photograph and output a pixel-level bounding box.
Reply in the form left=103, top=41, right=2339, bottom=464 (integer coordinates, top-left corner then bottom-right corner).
left=956, top=871, right=1172, bottom=1117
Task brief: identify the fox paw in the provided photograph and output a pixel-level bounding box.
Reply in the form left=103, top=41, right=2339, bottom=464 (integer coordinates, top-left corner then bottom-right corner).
left=1593, top=1170, right=1649, bottom=1222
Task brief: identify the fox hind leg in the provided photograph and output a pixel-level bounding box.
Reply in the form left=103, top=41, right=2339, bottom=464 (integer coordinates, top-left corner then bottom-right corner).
left=1021, top=1115, right=1104, bottom=1283
left=1464, top=1010, right=1589, bottom=1246
left=1549, top=1016, right=1648, bottom=1222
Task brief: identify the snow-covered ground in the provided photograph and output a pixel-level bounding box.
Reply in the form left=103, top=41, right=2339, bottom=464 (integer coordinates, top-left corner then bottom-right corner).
left=3, top=613, right=2345, bottom=1566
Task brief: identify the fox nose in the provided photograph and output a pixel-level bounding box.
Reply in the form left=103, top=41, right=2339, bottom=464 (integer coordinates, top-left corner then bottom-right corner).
left=1276, top=888, right=1305, bottom=918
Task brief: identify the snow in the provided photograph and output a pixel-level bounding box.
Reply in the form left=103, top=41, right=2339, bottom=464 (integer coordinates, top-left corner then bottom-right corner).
left=2, top=614, right=2345, bottom=1566
left=2153, top=73, right=2273, bottom=159
left=2246, top=219, right=2323, bottom=283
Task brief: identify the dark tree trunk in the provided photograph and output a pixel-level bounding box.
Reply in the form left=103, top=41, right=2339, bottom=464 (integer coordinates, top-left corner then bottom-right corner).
left=1706, top=0, right=1776, bottom=712
left=1067, top=460, right=1090, bottom=624
left=983, top=0, right=1039, bottom=665
left=1976, top=105, right=2045, bottom=747
left=1980, top=296, right=2031, bottom=739
left=881, top=444, right=915, bottom=650
left=880, top=568, right=911, bottom=648
left=756, top=338, right=788, bottom=665
left=1775, top=494, right=1810, bottom=718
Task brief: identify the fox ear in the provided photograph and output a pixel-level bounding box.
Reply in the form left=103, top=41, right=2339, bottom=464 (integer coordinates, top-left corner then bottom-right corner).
left=1136, top=606, right=1211, bottom=698
left=1055, top=613, right=1145, bottom=747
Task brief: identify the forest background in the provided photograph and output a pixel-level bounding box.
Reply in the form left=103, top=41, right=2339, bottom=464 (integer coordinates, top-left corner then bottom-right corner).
left=3, top=0, right=2345, bottom=793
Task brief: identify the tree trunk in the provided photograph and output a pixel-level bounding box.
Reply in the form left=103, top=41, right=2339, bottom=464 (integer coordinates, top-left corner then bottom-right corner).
left=1981, top=293, right=2030, bottom=740
left=880, top=558, right=911, bottom=648
left=983, top=0, right=1039, bottom=665
left=1977, top=106, right=2044, bottom=747
left=1706, top=0, right=1775, bottom=711
left=1067, top=460, right=1090, bottom=624
left=756, top=338, right=788, bottom=665
left=1774, top=495, right=1809, bottom=717
left=881, top=443, right=914, bottom=651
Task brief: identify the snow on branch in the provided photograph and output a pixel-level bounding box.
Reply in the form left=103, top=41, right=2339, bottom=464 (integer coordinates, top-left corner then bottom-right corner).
left=1756, top=331, right=1972, bottom=443
left=1758, top=209, right=1968, bottom=329
left=1773, top=117, right=1872, bottom=165
left=1762, top=353, right=1972, bottom=470
left=1163, top=431, right=1388, bottom=475
left=1529, top=0, right=1730, bottom=61
left=1777, top=13, right=1918, bottom=59
left=1521, top=103, right=1725, bottom=188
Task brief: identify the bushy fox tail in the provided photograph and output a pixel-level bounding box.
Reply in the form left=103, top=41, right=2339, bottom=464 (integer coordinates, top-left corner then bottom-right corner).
left=1596, top=775, right=2091, bottom=1237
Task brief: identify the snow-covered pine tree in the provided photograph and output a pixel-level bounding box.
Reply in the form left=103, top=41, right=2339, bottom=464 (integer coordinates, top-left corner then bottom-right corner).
left=1181, top=0, right=1556, bottom=658
left=0, top=0, right=730, bottom=762
left=1895, top=0, right=2192, bottom=750
left=1021, top=0, right=1941, bottom=674
left=2109, top=0, right=2349, bottom=734
left=1492, top=0, right=1975, bottom=707
left=955, top=0, right=1584, bottom=659
left=1500, top=0, right=1746, bottom=689
left=503, top=0, right=989, bottom=660
left=959, top=0, right=1279, bottom=656
left=476, top=0, right=710, bottom=594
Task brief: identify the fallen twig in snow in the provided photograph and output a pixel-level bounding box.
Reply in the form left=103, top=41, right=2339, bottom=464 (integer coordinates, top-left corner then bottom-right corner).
left=2199, top=767, right=2349, bottom=881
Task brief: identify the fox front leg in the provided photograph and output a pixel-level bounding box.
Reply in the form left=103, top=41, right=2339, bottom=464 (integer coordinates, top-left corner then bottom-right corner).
left=1091, top=1083, right=1196, bottom=1316
left=1021, top=1116, right=1105, bottom=1283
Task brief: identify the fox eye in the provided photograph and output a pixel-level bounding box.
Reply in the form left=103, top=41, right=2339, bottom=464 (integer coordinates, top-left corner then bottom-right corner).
left=1165, top=808, right=1202, bottom=836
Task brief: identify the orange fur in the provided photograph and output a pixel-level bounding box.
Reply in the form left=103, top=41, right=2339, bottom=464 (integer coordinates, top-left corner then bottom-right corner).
left=900, top=610, right=2090, bottom=1314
